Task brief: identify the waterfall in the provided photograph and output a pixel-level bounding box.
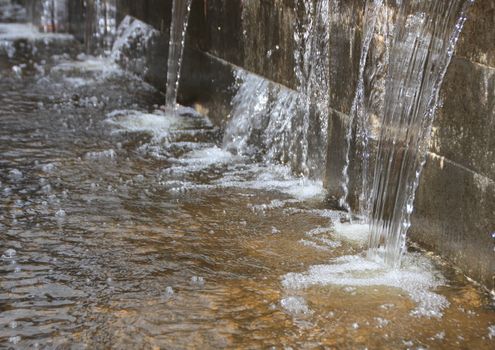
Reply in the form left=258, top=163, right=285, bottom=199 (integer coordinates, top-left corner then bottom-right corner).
left=340, top=0, right=384, bottom=215
left=41, top=0, right=67, bottom=33
left=367, top=0, right=473, bottom=268
left=223, top=0, right=330, bottom=179
left=93, top=0, right=117, bottom=51
left=165, top=0, right=193, bottom=110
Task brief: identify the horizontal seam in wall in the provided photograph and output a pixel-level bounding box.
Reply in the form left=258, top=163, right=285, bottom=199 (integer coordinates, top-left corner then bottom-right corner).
left=201, top=50, right=298, bottom=93
left=453, top=55, right=495, bottom=71
left=428, top=151, right=495, bottom=184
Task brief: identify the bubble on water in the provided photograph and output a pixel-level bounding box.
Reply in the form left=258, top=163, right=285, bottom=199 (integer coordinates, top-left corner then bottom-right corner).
left=8, top=169, right=23, bottom=181
left=55, top=209, right=66, bottom=218
left=380, top=303, right=395, bottom=310
left=40, top=163, right=56, bottom=173
left=190, top=276, right=205, bottom=287
left=280, top=296, right=312, bottom=315
left=3, top=248, right=16, bottom=258
left=374, top=317, right=390, bottom=328
left=299, top=239, right=331, bottom=251
left=162, top=286, right=174, bottom=301
left=489, top=325, right=495, bottom=339
left=434, top=331, right=445, bottom=340
left=9, top=336, right=20, bottom=344
left=12, top=65, right=22, bottom=77
left=84, top=149, right=116, bottom=161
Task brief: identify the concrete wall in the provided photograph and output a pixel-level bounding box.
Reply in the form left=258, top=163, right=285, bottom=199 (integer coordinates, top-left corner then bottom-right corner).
left=22, top=0, right=494, bottom=290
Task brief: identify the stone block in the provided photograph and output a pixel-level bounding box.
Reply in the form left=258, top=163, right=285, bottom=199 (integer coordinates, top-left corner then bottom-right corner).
left=433, top=57, right=495, bottom=180
left=411, top=152, right=495, bottom=291
left=328, top=0, right=364, bottom=116
left=456, top=0, right=495, bottom=68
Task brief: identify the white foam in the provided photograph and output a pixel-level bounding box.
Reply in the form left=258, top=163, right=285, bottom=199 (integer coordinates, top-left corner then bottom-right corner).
left=332, top=221, right=370, bottom=244
left=52, top=55, right=121, bottom=78
left=249, top=199, right=300, bottom=213
left=84, top=149, right=117, bottom=161
left=282, top=253, right=449, bottom=318
left=303, top=227, right=342, bottom=250
left=106, top=109, right=191, bottom=139
left=181, top=146, right=236, bottom=168
left=0, top=23, right=73, bottom=41
left=215, top=163, right=324, bottom=201
left=280, top=296, right=312, bottom=315
left=299, top=239, right=332, bottom=251
left=489, top=325, right=495, bottom=339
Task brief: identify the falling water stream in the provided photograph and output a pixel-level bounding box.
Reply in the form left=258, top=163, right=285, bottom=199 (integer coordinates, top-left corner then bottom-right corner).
left=367, top=0, right=474, bottom=268
left=165, top=0, right=192, bottom=110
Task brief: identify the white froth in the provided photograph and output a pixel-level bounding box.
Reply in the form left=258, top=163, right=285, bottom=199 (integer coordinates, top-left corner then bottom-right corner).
left=0, top=23, right=73, bottom=41
left=52, top=55, right=120, bottom=77
left=106, top=110, right=189, bottom=139
left=215, top=164, right=324, bottom=201
left=181, top=146, right=236, bottom=168
left=332, top=221, right=370, bottom=244
left=489, top=325, right=495, bottom=339
left=282, top=253, right=449, bottom=318
left=280, top=296, right=312, bottom=315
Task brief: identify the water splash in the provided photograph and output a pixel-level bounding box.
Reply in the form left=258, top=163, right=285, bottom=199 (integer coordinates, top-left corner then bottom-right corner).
left=223, top=0, right=330, bottom=179
left=340, top=0, right=384, bottom=215
left=92, top=0, right=117, bottom=51
left=41, top=0, right=67, bottom=33
left=368, top=0, right=474, bottom=268
left=165, top=0, right=193, bottom=110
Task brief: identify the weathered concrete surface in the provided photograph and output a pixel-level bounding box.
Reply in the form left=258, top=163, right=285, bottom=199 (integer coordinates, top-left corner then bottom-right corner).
left=411, top=154, right=495, bottom=290
left=431, top=58, right=495, bottom=181
left=456, top=0, right=495, bottom=68
left=325, top=0, right=365, bottom=208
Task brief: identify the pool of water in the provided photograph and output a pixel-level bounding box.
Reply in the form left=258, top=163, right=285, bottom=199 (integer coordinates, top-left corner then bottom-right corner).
left=0, top=29, right=494, bottom=349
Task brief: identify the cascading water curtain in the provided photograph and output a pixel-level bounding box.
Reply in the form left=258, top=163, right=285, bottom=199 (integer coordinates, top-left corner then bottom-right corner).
left=41, top=0, right=55, bottom=32
left=165, top=0, right=193, bottom=110
left=41, top=0, right=68, bottom=33
left=340, top=0, right=384, bottom=216
left=94, top=0, right=117, bottom=50
left=367, top=0, right=473, bottom=268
